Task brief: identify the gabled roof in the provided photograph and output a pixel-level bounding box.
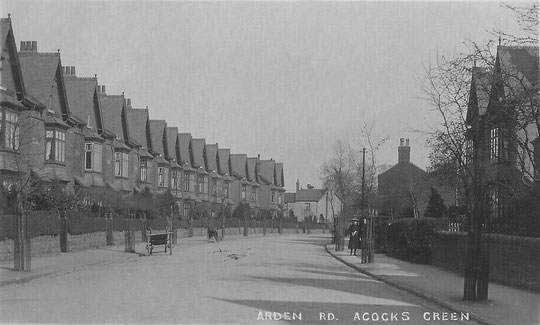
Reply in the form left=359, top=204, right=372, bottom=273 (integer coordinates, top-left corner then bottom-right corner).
left=218, top=148, right=231, bottom=175
left=99, top=93, right=127, bottom=141
left=18, top=50, right=74, bottom=121
left=247, top=157, right=258, bottom=182
left=295, top=189, right=326, bottom=202
left=165, top=127, right=179, bottom=161
left=191, top=138, right=206, bottom=169
left=126, top=108, right=152, bottom=150
left=178, top=133, right=192, bottom=166
left=284, top=193, right=296, bottom=204
left=258, top=160, right=275, bottom=185
left=275, top=163, right=284, bottom=187
left=64, top=75, right=104, bottom=132
left=230, top=154, right=247, bottom=179
left=466, top=67, right=492, bottom=125
left=0, top=18, right=27, bottom=102
left=497, top=46, right=539, bottom=90
left=205, top=144, right=218, bottom=172
left=149, top=120, right=168, bottom=157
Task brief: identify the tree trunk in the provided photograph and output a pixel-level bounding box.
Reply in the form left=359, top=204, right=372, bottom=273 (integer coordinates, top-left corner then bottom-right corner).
left=60, top=211, right=68, bottom=253
left=14, top=207, right=30, bottom=271
left=243, top=217, right=248, bottom=236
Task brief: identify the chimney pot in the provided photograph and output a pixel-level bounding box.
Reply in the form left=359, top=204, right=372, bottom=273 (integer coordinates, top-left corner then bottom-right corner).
left=31, top=41, right=37, bottom=52
left=70, top=66, right=75, bottom=75
left=20, top=41, right=26, bottom=51
left=126, top=98, right=131, bottom=106
left=406, top=138, right=409, bottom=147
left=398, top=138, right=411, bottom=164
left=25, top=41, right=32, bottom=51
left=101, top=85, right=106, bottom=94
left=65, top=66, right=71, bottom=75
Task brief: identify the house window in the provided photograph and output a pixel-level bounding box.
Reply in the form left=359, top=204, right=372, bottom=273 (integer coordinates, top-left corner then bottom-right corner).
left=464, top=138, right=473, bottom=165
left=271, top=190, right=275, bottom=203
left=278, top=194, right=282, bottom=204
left=158, top=166, right=169, bottom=187
left=213, top=179, right=218, bottom=197
left=198, top=175, right=205, bottom=194
left=251, top=187, right=256, bottom=201
left=2, top=110, right=19, bottom=150
left=85, top=142, right=102, bottom=172
left=489, top=186, right=499, bottom=219
left=140, top=159, right=148, bottom=182
left=45, top=129, right=65, bottom=162
left=305, top=203, right=311, bottom=211
left=171, top=170, right=178, bottom=189
left=225, top=182, right=230, bottom=198
left=184, top=172, right=190, bottom=191
left=241, top=185, right=247, bottom=200
left=183, top=203, right=190, bottom=219
left=490, top=128, right=499, bottom=161
left=114, top=152, right=129, bottom=177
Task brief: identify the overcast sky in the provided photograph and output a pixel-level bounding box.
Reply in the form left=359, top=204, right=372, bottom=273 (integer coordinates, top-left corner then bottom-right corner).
left=1, top=0, right=530, bottom=191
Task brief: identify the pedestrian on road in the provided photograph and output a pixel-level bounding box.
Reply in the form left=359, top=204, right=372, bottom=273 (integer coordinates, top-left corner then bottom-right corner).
left=345, top=218, right=361, bottom=256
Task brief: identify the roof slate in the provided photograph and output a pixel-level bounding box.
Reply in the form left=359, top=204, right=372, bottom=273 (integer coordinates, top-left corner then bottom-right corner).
left=205, top=144, right=218, bottom=172
left=284, top=193, right=296, bottom=203
left=191, top=138, right=206, bottom=169
left=178, top=133, right=192, bottom=166
left=64, top=75, right=102, bottom=130
left=18, top=51, right=68, bottom=117
left=218, top=148, right=231, bottom=175
left=126, top=108, right=151, bottom=150
left=100, top=94, right=126, bottom=141
left=275, top=163, right=284, bottom=187
left=165, top=127, right=179, bottom=161
left=149, top=120, right=167, bottom=157
left=258, top=160, right=275, bottom=185
left=247, top=157, right=258, bottom=182
left=295, top=189, right=325, bottom=202
left=230, top=154, right=247, bottom=179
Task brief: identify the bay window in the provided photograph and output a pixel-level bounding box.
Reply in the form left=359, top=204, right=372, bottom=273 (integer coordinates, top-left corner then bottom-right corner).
left=140, top=159, right=148, bottom=183
left=114, top=151, right=129, bottom=178
left=45, top=128, right=65, bottom=162
left=85, top=142, right=102, bottom=172
left=2, top=110, right=19, bottom=150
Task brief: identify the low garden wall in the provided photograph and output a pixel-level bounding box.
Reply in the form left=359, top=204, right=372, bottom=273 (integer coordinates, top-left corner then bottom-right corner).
left=431, top=231, right=540, bottom=291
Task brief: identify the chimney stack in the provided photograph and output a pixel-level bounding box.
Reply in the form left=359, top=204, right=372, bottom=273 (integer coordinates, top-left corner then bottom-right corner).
left=126, top=98, right=131, bottom=106
left=398, top=138, right=411, bottom=164
left=296, top=179, right=300, bottom=192
left=20, top=41, right=38, bottom=52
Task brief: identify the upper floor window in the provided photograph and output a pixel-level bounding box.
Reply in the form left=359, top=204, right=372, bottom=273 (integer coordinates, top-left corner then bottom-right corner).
left=241, top=185, right=247, bottom=200
left=2, top=110, right=19, bottom=150
left=198, top=175, right=205, bottom=194
left=184, top=171, right=190, bottom=191
left=158, top=166, right=169, bottom=187
left=140, top=159, right=148, bottom=183
left=212, top=178, right=218, bottom=197
left=251, top=187, right=256, bottom=202
left=224, top=182, right=230, bottom=198
left=278, top=193, right=282, bottom=204
left=271, top=190, right=276, bottom=203
left=304, top=203, right=311, bottom=211
left=464, top=138, right=473, bottom=165
left=490, top=128, right=499, bottom=161
left=171, top=169, right=178, bottom=189
left=46, top=128, right=65, bottom=162
left=114, top=151, right=129, bottom=178
left=85, top=142, right=102, bottom=172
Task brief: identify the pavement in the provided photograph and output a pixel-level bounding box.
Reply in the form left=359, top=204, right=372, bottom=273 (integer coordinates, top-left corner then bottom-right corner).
left=326, top=245, right=540, bottom=325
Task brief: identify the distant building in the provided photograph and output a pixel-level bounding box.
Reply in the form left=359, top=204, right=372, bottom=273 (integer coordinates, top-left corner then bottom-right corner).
left=285, top=180, right=341, bottom=222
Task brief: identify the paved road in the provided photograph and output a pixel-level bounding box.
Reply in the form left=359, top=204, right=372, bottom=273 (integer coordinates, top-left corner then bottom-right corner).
left=0, top=234, right=480, bottom=324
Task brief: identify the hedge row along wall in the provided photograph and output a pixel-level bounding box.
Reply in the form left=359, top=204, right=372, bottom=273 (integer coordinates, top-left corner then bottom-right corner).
left=431, top=231, right=540, bottom=291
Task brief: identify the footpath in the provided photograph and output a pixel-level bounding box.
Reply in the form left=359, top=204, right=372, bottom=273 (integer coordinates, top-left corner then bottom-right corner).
left=0, top=234, right=255, bottom=287
left=326, top=245, right=540, bottom=325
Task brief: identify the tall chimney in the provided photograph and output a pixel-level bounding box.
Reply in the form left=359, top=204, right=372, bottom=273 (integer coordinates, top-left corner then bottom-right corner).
left=398, top=138, right=410, bottom=164
left=296, top=179, right=300, bottom=192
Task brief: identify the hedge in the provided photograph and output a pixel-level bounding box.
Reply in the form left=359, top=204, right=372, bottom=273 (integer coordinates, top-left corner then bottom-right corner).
left=386, top=217, right=445, bottom=264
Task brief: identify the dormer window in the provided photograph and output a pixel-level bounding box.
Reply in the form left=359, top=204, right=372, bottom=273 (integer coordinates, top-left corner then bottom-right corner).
left=45, top=128, right=65, bottom=162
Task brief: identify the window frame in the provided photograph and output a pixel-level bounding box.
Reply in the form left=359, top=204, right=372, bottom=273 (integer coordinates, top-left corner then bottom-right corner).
left=85, top=141, right=102, bottom=172
left=45, top=128, right=66, bottom=163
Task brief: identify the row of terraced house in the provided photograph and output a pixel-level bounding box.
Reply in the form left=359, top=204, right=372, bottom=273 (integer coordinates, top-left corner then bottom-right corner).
left=0, top=17, right=286, bottom=219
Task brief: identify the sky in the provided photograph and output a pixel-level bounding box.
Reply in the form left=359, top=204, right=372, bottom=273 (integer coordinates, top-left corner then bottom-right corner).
left=0, top=0, right=531, bottom=191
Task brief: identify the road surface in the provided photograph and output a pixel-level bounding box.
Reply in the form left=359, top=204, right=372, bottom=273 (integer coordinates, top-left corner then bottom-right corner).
left=0, top=234, right=479, bottom=324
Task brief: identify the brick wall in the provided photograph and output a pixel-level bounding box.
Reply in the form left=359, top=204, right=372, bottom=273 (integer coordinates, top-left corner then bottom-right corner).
left=431, top=231, right=540, bottom=291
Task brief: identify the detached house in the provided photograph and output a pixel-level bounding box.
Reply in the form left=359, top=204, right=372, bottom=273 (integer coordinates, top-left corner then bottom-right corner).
left=465, top=45, right=539, bottom=219
left=285, top=180, right=342, bottom=223
left=257, top=159, right=286, bottom=215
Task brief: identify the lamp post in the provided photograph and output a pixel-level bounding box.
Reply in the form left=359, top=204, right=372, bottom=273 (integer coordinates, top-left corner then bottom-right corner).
left=221, top=189, right=226, bottom=239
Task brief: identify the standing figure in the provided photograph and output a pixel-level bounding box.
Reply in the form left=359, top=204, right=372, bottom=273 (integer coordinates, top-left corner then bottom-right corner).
left=346, top=218, right=362, bottom=256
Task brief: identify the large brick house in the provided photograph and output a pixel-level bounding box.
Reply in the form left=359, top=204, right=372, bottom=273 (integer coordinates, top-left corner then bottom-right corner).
left=377, top=139, right=430, bottom=217
left=465, top=45, right=539, bottom=219
left=285, top=179, right=342, bottom=223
